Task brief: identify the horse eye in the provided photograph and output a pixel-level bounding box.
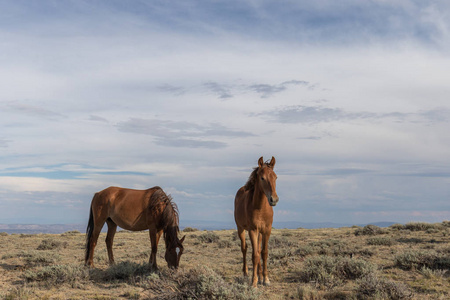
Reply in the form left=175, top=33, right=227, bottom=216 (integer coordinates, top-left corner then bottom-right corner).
left=261, top=177, right=265, bottom=181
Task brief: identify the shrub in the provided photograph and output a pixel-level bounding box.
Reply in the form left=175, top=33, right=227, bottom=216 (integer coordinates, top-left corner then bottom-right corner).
left=104, top=261, right=149, bottom=281
left=61, top=230, right=80, bottom=236
left=37, top=239, right=68, bottom=250
left=366, top=237, right=395, bottom=246
left=197, top=232, right=220, bottom=243
left=394, top=250, right=450, bottom=270
left=269, top=235, right=295, bottom=248
left=356, top=273, right=413, bottom=299
left=354, top=225, right=386, bottom=236
left=0, top=232, right=8, bottom=236
left=218, top=240, right=233, bottom=248
left=2, top=286, right=34, bottom=300
left=22, top=251, right=60, bottom=266
left=403, top=222, right=442, bottom=232
left=302, top=239, right=355, bottom=257
left=142, top=266, right=261, bottom=300
left=299, top=256, right=376, bottom=288
left=19, top=234, right=33, bottom=238
left=389, top=223, right=405, bottom=231
left=24, top=264, right=89, bottom=286
left=295, top=285, right=320, bottom=300
left=182, top=227, right=198, bottom=232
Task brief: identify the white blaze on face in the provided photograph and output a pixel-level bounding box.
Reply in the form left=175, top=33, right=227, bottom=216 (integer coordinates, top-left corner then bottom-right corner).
left=176, top=247, right=180, bottom=255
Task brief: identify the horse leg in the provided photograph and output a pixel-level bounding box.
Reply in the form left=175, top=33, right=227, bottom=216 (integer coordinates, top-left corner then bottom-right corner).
left=249, top=229, right=260, bottom=288
left=237, top=227, right=248, bottom=276
left=257, top=232, right=263, bottom=284
left=149, top=228, right=163, bottom=271
left=261, top=232, right=271, bottom=286
left=86, top=224, right=103, bottom=267
left=105, top=218, right=117, bottom=265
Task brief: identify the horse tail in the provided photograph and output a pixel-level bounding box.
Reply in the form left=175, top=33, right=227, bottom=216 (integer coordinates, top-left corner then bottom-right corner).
left=85, top=198, right=95, bottom=263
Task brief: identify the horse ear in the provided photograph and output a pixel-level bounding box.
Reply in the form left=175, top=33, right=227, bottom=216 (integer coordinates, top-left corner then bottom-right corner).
left=258, top=156, right=264, bottom=167
left=269, top=156, right=276, bottom=168
left=180, top=235, right=186, bottom=244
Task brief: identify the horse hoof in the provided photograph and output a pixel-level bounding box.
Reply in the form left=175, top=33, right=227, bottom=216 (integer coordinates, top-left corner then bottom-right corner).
left=263, top=281, right=271, bottom=286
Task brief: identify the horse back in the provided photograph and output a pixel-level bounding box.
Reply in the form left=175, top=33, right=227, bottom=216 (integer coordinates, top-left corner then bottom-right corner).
left=91, top=186, right=156, bottom=231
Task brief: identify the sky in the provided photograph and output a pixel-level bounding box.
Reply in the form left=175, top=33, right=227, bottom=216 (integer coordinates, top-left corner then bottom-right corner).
left=0, top=0, right=449, bottom=226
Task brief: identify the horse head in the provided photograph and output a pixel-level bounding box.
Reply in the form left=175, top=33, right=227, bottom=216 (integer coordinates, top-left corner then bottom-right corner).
left=165, top=234, right=185, bottom=269
left=257, top=156, right=279, bottom=207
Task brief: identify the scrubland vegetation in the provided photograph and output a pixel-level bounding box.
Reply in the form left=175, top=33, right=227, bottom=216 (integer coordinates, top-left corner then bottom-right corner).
left=0, top=221, right=449, bottom=299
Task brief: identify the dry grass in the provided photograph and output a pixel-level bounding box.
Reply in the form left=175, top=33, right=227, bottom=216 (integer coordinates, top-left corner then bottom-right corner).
left=0, top=222, right=449, bottom=299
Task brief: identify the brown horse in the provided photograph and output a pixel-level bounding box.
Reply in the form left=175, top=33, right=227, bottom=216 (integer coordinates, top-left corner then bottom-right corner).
left=85, top=186, right=185, bottom=269
left=234, top=156, right=279, bottom=287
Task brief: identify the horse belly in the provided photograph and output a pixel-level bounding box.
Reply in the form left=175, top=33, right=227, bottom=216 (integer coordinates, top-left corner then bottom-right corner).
left=110, top=199, right=149, bottom=231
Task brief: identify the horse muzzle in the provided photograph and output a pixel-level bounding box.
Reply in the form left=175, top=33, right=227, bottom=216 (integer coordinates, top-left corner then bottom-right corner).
left=268, top=195, right=279, bottom=207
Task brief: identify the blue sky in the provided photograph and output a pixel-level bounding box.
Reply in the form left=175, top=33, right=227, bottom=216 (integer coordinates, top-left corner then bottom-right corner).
left=1, top=0, right=449, bottom=226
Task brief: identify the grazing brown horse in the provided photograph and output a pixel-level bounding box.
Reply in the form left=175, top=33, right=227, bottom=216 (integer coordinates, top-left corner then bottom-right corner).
left=85, top=186, right=185, bottom=269
left=234, top=156, right=279, bottom=287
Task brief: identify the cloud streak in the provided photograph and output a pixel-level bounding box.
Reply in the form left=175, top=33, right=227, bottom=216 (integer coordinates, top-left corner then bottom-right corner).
left=117, top=118, right=255, bottom=149
left=258, top=105, right=450, bottom=124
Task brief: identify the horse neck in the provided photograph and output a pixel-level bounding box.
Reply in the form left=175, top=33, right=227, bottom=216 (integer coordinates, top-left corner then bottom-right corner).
left=251, top=181, right=270, bottom=210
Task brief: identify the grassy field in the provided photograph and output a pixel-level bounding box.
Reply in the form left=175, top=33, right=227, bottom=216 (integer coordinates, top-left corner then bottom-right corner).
left=0, top=221, right=449, bottom=299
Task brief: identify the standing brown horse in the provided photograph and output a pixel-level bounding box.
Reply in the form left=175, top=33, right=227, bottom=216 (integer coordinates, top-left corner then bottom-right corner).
left=85, top=186, right=185, bottom=269
left=234, top=156, right=279, bottom=287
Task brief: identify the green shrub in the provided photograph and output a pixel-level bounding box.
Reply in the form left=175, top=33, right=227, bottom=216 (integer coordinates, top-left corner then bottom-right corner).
left=389, top=223, right=405, bottom=231
left=0, top=232, right=8, bottom=236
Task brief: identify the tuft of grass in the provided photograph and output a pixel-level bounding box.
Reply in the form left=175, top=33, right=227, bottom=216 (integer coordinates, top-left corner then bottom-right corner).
left=356, top=273, right=413, bottom=299
left=37, top=239, right=68, bottom=250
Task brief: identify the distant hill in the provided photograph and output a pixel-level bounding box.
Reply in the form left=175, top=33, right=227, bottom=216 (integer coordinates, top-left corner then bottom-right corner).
left=0, top=221, right=397, bottom=234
